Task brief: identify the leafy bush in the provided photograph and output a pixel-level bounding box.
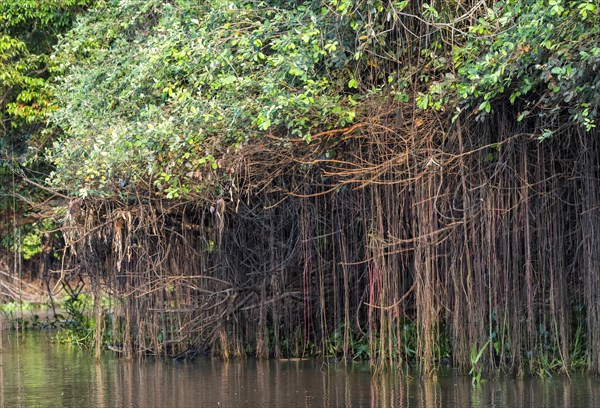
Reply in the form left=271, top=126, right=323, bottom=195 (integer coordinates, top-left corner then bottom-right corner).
left=428, top=0, right=599, bottom=131
left=0, top=0, right=92, bottom=132
left=49, top=0, right=361, bottom=197
left=42, top=0, right=600, bottom=199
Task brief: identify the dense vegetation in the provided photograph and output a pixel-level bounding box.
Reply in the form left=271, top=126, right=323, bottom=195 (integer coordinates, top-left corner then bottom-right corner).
left=1, top=0, right=599, bottom=378
left=0, top=0, right=94, bottom=292
left=47, top=0, right=600, bottom=196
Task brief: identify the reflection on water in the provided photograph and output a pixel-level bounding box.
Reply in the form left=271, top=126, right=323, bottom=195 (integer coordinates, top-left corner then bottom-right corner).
left=1, top=332, right=599, bottom=407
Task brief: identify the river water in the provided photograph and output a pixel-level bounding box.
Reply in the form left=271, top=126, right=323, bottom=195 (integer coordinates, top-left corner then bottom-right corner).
left=1, top=332, right=599, bottom=407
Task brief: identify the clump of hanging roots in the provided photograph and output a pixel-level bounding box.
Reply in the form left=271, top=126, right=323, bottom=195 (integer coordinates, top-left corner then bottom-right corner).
left=57, top=98, right=600, bottom=377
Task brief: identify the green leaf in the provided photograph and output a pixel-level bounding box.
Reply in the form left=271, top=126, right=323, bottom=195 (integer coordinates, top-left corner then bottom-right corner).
left=416, top=94, right=429, bottom=110
left=517, top=111, right=530, bottom=121
left=479, top=100, right=491, bottom=113
left=395, top=1, right=409, bottom=11
left=258, top=118, right=271, bottom=130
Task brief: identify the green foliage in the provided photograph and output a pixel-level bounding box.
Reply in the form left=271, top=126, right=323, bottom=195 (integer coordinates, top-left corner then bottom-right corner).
left=1, top=0, right=93, bottom=251
left=23, top=218, right=55, bottom=259
left=0, top=0, right=92, bottom=131
left=1, top=300, right=34, bottom=313
left=54, top=293, right=95, bottom=347
left=440, top=0, right=599, bottom=130
left=49, top=0, right=361, bottom=197
left=324, top=324, right=370, bottom=360
left=1, top=218, right=58, bottom=260
left=0, top=301, right=51, bottom=330
left=4, top=0, right=596, bottom=200
left=20, top=230, right=43, bottom=260
left=470, top=339, right=490, bottom=386
left=570, top=304, right=587, bottom=370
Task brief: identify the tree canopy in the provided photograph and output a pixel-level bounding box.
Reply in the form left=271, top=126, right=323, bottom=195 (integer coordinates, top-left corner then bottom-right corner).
left=444, top=0, right=600, bottom=133
left=49, top=0, right=361, bottom=197
left=44, top=0, right=599, bottom=199
left=0, top=0, right=93, bottom=266
left=0, top=0, right=91, bottom=152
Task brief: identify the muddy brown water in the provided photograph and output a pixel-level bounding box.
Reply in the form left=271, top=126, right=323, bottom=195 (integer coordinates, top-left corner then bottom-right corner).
left=0, top=332, right=598, bottom=407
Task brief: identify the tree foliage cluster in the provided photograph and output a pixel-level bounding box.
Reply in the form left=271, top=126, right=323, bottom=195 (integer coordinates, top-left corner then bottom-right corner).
left=0, top=0, right=91, bottom=149
left=49, top=0, right=363, bottom=198
left=0, top=0, right=93, bottom=268
left=44, top=0, right=599, bottom=198
left=442, top=0, right=599, bottom=133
